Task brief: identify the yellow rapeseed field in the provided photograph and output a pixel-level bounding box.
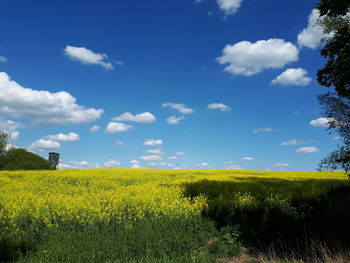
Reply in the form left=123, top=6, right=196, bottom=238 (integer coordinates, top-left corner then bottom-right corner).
left=0, top=169, right=346, bottom=230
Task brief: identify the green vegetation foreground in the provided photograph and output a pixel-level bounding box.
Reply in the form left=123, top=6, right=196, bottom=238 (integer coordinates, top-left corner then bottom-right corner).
left=0, top=169, right=349, bottom=262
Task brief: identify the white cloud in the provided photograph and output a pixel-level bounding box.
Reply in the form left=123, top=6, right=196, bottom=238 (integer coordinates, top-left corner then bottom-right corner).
left=217, top=0, right=242, bottom=15
left=144, top=139, right=163, bottom=146
left=162, top=103, right=194, bottom=114
left=166, top=115, right=185, bottom=125
left=89, top=125, right=100, bottom=133
left=310, top=117, right=332, bottom=127
left=208, top=103, right=231, bottom=111
left=140, top=155, right=162, bottom=161
left=217, top=39, right=299, bottom=76
left=297, top=9, right=328, bottom=49
left=115, top=140, right=124, bottom=146
left=241, top=157, right=254, bottom=161
left=281, top=139, right=298, bottom=146
left=45, top=132, right=80, bottom=142
left=29, top=139, right=60, bottom=152
left=115, top=61, right=124, bottom=66
left=146, top=148, right=164, bottom=155
left=64, top=45, right=113, bottom=70
left=272, top=68, right=312, bottom=86
left=176, top=151, right=185, bottom=156
left=197, top=162, right=209, bottom=168
left=296, top=147, right=319, bottom=154
left=105, top=122, right=133, bottom=133
left=130, top=160, right=142, bottom=168
left=0, top=72, right=103, bottom=125
left=281, top=139, right=308, bottom=146
left=112, top=112, right=156, bottom=123
left=58, top=163, right=81, bottom=169
left=73, top=161, right=90, bottom=166
left=0, top=56, right=7, bottom=62
left=0, top=118, right=24, bottom=141
left=273, top=163, right=290, bottom=167
left=58, top=160, right=98, bottom=169
left=167, top=156, right=178, bottom=160
left=225, top=164, right=242, bottom=170
left=149, top=162, right=173, bottom=167
left=253, top=128, right=273, bottom=133
left=104, top=160, right=120, bottom=167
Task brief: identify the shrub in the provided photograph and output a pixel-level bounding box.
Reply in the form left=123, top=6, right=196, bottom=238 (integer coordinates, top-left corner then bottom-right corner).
left=2, top=148, right=53, bottom=171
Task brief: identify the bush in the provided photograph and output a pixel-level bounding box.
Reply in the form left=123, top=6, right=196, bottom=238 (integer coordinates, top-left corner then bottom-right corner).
left=2, top=148, right=53, bottom=170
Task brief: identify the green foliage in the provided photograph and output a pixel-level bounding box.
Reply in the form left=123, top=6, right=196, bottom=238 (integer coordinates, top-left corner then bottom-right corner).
left=206, top=227, right=242, bottom=258
left=317, top=0, right=350, bottom=17
left=0, top=132, right=10, bottom=169
left=316, top=24, right=350, bottom=99
left=2, top=148, right=53, bottom=171
left=183, top=178, right=350, bottom=259
left=2, top=216, right=219, bottom=263
left=316, top=0, right=350, bottom=173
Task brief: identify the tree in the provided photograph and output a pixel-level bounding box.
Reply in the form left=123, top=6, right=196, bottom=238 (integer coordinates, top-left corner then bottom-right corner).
left=2, top=148, right=53, bottom=171
left=0, top=131, right=10, bottom=169
left=316, top=0, right=350, bottom=174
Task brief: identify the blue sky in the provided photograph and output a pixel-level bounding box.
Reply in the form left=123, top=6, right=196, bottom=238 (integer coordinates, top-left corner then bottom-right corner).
left=0, top=0, right=339, bottom=170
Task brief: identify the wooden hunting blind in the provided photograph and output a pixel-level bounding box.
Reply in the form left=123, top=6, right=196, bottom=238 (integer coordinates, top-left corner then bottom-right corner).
left=49, top=152, right=59, bottom=168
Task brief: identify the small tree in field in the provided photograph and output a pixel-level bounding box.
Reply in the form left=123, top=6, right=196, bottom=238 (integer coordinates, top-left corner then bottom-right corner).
left=0, top=131, right=10, bottom=169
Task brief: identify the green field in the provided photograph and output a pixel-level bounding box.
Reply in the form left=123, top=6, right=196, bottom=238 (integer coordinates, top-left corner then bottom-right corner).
left=0, top=169, right=349, bottom=262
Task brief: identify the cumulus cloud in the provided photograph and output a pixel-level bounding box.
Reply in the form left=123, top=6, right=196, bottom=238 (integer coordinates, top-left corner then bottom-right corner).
left=0, top=72, right=103, bottom=126
left=130, top=160, right=142, bottom=168
left=89, top=125, right=100, bottom=133
left=104, top=160, right=120, bottom=167
left=296, top=147, right=319, bottom=154
left=217, top=0, right=242, bottom=15
left=112, top=112, right=156, bottom=123
left=208, top=103, right=231, bottom=111
left=310, top=117, right=332, bottom=127
left=166, top=115, right=185, bottom=125
left=28, top=139, right=60, bottom=152
left=146, top=148, right=164, bottom=155
left=297, top=9, right=329, bottom=49
left=176, top=151, right=185, bottom=156
left=217, top=39, right=299, bottom=76
left=0, top=118, right=24, bottom=140
left=45, top=132, right=80, bottom=142
left=253, top=128, right=273, bottom=133
left=167, top=156, right=178, bottom=160
left=64, top=45, right=113, bottom=70
left=105, top=122, right=133, bottom=133
left=0, top=56, right=7, bottom=62
left=162, top=103, right=194, bottom=114
left=140, top=155, right=162, bottom=161
left=144, top=139, right=163, bottom=146
left=271, top=68, right=312, bottom=86
left=241, top=157, right=254, bottom=161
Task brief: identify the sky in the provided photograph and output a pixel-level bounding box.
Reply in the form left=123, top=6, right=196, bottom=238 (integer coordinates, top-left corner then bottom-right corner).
left=0, top=0, right=340, bottom=170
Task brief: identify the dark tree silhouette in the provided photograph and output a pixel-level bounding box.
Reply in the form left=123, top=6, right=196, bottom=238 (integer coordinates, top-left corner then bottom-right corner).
left=316, top=0, right=350, bottom=173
